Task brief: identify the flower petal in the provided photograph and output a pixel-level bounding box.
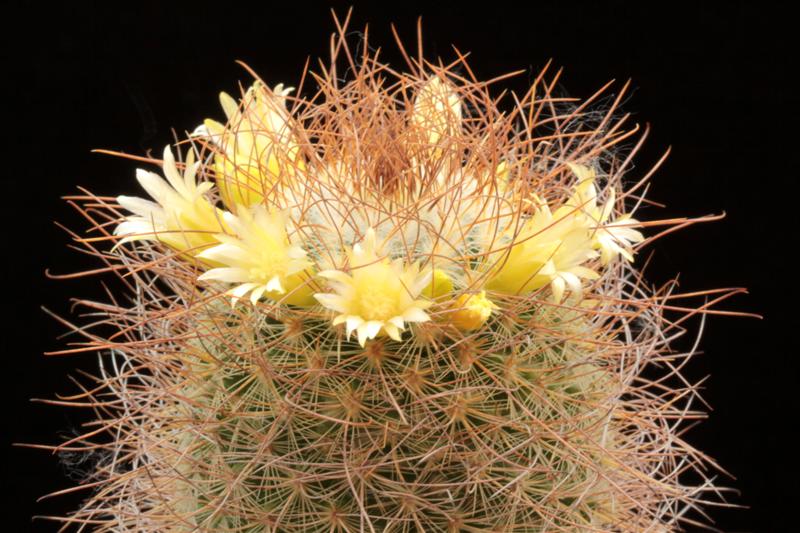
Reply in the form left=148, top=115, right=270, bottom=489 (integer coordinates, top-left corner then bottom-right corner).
left=228, top=282, right=259, bottom=306
left=346, top=316, right=364, bottom=339
left=383, top=322, right=402, bottom=341
left=198, top=268, right=251, bottom=283
left=315, top=293, right=348, bottom=313
left=402, top=307, right=430, bottom=323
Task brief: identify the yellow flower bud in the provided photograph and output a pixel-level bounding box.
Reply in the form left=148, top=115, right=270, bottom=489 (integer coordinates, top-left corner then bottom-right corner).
left=422, top=268, right=454, bottom=300
left=450, top=291, right=497, bottom=331
left=409, top=76, right=463, bottom=175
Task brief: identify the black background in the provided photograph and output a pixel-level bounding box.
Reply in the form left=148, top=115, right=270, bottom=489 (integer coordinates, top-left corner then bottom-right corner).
left=3, top=1, right=795, bottom=531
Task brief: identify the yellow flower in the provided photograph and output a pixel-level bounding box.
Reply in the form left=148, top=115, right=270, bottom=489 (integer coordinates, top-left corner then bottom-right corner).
left=565, top=163, right=644, bottom=265
left=314, top=229, right=433, bottom=347
left=115, top=146, right=227, bottom=258
left=197, top=205, right=313, bottom=306
left=198, top=82, right=303, bottom=209
left=484, top=163, right=645, bottom=302
left=485, top=199, right=599, bottom=302
left=450, top=291, right=498, bottom=331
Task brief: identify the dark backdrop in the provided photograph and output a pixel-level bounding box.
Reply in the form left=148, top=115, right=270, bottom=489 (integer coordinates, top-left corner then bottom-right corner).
left=4, top=2, right=794, bottom=531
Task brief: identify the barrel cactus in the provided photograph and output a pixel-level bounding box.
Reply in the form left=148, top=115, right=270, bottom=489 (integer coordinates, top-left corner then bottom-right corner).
left=46, top=18, right=735, bottom=532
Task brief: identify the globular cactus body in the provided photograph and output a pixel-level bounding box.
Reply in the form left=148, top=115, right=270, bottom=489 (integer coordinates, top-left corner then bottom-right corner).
left=47, top=18, right=731, bottom=533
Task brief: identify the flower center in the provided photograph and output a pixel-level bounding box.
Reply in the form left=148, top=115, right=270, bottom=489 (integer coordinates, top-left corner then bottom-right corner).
left=249, top=250, right=287, bottom=283
left=357, top=287, right=398, bottom=321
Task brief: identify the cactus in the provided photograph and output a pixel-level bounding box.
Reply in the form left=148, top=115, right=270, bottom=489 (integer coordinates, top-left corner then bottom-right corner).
left=43, top=16, right=743, bottom=532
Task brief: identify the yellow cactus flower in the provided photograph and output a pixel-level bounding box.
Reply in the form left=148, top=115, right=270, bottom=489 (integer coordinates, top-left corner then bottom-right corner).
left=197, top=205, right=313, bottom=306
left=199, top=82, right=303, bottom=209
left=485, top=200, right=599, bottom=302
left=115, top=146, right=227, bottom=258
left=450, top=291, right=498, bottom=331
left=565, top=163, right=644, bottom=265
left=314, top=229, right=433, bottom=347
